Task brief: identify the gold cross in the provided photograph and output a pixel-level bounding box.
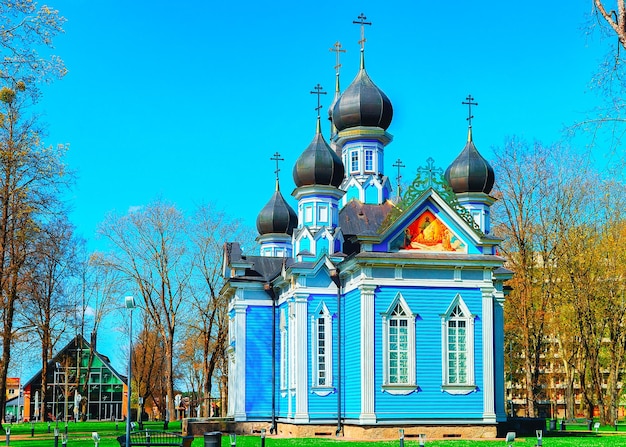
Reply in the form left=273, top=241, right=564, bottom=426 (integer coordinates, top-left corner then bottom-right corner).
left=329, top=41, right=346, bottom=74
left=353, top=13, right=372, bottom=50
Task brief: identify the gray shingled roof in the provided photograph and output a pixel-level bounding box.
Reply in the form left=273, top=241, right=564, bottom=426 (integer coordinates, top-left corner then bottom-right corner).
left=339, top=200, right=394, bottom=236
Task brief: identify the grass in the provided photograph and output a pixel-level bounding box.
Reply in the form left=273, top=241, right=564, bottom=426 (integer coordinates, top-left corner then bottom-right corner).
left=1, top=421, right=625, bottom=447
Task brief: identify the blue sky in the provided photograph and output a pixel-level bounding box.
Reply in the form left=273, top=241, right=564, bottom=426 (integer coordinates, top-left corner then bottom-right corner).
left=37, top=1, right=612, bottom=250
left=25, top=1, right=614, bottom=371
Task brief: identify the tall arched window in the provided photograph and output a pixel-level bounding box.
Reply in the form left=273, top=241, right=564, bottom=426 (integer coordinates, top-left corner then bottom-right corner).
left=381, top=293, right=417, bottom=395
left=311, top=302, right=333, bottom=395
left=441, top=295, right=476, bottom=394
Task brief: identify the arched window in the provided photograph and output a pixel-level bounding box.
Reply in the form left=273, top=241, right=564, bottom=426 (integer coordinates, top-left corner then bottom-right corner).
left=311, top=303, right=333, bottom=395
left=381, top=293, right=417, bottom=395
left=441, top=295, right=476, bottom=394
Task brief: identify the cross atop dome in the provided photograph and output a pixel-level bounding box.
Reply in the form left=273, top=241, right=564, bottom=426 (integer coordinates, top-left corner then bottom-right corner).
left=462, top=94, right=478, bottom=128
left=270, top=151, right=284, bottom=189
left=310, top=83, right=327, bottom=117
left=330, top=41, right=346, bottom=76
left=353, top=13, right=371, bottom=51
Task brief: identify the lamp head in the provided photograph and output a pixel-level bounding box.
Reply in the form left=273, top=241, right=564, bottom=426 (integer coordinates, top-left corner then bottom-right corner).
left=125, top=296, right=136, bottom=309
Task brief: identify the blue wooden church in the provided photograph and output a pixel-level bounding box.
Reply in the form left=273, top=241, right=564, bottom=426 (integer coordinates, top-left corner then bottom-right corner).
left=221, top=23, right=511, bottom=439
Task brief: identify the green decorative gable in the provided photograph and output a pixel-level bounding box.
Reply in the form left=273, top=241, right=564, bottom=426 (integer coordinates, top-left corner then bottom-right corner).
left=380, top=157, right=484, bottom=236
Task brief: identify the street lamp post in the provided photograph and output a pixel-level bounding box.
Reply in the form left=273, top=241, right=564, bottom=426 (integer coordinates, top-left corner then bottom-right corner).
left=125, top=296, right=136, bottom=447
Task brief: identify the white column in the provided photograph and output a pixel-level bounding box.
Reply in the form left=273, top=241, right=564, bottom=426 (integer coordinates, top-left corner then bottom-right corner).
left=360, top=285, right=376, bottom=423
left=233, top=302, right=248, bottom=421
left=482, top=288, right=496, bottom=422
left=294, top=293, right=309, bottom=422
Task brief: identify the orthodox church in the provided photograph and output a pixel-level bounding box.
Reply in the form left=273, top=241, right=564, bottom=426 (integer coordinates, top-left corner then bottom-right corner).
left=221, top=19, right=511, bottom=439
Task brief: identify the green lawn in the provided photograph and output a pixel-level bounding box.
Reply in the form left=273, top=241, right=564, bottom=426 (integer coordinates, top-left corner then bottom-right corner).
left=1, top=421, right=625, bottom=447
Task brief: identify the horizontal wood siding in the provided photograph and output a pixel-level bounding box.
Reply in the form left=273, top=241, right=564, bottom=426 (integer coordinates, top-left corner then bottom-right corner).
left=343, top=287, right=362, bottom=419
left=245, top=305, right=273, bottom=417
left=374, top=286, right=485, bottom=419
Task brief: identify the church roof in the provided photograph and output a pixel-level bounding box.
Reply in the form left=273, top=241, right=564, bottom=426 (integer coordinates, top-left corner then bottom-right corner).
left=229, top=255, right=292, bottom=283
left=339, top=200, right=394, bottom=236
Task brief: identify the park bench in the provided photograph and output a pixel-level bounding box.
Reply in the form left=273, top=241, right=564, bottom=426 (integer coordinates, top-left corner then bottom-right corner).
left=117, top=430, right=194, bottom=447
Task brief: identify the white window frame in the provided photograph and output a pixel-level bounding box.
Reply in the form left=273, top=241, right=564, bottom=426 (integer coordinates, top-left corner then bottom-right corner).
left=310, top=302, right=334, bottom=396
left=304, top=206, right=313, bottom=223
left=381, top=293, right=417, bottom=395
left=318, top=205, right=329, bottom=224
left=350, top=150, right=359, bottom=173
left=440, top=294, right=477, bottom=394
left=365, top=148, right=374, bottom=172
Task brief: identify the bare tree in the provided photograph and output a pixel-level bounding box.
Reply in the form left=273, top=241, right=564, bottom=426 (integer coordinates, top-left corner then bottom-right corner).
left=557, top=177, right=626, bottom=424
left=594, top=1, right=626, bottom=51
left=20, top=216, right=78, bottom=420
left=98, top=200, right=192, bottom=422
left=0, top=84, right=69, bottom=427
left=0, top=1, right=67, bottom=427
left=71, top=252, right=125, bottom=419
left=188, top=204, right=254, bottom=416
left=0, top=0, right=66, bottom=91
left=492, top=138, right=591, bottom=417
left=133, top=322, right=169, bottom=420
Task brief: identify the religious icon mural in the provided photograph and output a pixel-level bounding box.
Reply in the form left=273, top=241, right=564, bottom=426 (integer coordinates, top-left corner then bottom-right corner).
left=402, top=210, right=466, bottom=252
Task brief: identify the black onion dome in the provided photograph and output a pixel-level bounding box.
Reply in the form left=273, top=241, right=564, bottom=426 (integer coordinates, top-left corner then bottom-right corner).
left=331, top=64, right=393, bottom=132
left=445, top=131, right=495, bottom=194
left=293, top=120, right=344, bottom=188
left=256, top=187, right=298, bottom=236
